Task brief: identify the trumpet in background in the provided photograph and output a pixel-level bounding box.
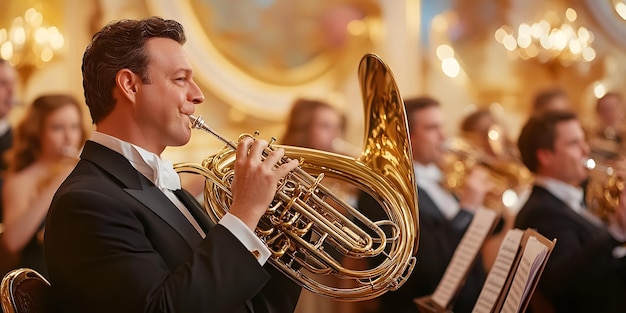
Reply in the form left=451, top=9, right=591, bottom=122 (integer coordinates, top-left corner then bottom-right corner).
left=584, top=157, right=625, bottom=220
left=441, top=135, right=533, bottom=212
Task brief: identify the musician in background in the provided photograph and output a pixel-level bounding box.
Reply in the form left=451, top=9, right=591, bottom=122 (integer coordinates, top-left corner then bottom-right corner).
left=531, top=87, right=572, bottom=115
left=279, top=98, right=347, bottom=313
left=44, top=17, right=301, bottom=313
left=280, top=97, right=358, bottom=204
left=588, top=92, right=626, bottom=161
left=2, top=94, right=87, bottom=277
left=515, top=110, right=626, bottom=313
left=456, top=108, right=529, bottom=270
left=459, top=108, right=519, bottom=158
left=0, top=59, right=18, bottom=278
left=280, top=98, right=346, bottom=153
left=358, top=96, right=491, bottom=313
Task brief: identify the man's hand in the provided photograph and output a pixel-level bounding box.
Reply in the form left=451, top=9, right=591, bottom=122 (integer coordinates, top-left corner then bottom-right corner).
left=458, top=165, right=493, bottom=212
left=228, top=137, right=300, bottom=231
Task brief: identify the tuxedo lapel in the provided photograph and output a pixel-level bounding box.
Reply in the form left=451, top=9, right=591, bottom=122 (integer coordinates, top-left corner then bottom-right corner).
left=125, top=183, right=204, bottom=249
left=533, top=186, right=606, bottom=232
left=80, top=141, right=204, bottom=249
left=173, top=189, right=216, bottom=232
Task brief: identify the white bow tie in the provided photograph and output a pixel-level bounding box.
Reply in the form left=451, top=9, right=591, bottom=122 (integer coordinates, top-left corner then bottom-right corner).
left=154, top=159, right=181, bottom=191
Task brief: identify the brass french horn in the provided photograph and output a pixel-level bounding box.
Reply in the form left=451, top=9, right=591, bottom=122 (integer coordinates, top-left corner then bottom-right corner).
left=174, top=54, right=419, bottom=301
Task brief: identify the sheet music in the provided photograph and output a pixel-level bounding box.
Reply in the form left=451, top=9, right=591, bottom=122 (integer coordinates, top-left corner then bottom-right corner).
left=500, top=236, right=548, bottom=313
left=431, top=208, right=498, bottom=309
left=471, top=229, right=524, bottom=313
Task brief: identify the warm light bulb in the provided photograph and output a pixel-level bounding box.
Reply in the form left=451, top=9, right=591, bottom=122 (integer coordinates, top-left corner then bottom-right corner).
left=0, top=41, right=13, bottom=60
left=436, top=44, right=454, bottom=60
left=616, top=2, right=626, bottom=20
left=40, top=47, right=53, bottom=62
left=441, top=57, right=460, bottom=78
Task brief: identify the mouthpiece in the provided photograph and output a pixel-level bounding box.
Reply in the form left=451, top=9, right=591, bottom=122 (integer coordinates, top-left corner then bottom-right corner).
left=188, top=114, right=237, bottom=149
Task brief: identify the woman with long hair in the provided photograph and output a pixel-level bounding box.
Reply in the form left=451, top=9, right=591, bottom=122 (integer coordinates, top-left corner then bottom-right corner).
left=2, top=94, right=88, bottom=276
left=280, top=98, right=346, bottom=153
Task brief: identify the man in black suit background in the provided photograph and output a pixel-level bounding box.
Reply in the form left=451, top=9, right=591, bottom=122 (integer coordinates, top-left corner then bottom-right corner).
left=44, top=17, right=301, bottom=313
left=358, top=96, right=492, bottom=313
left=515, top=110, right=626, bottom=312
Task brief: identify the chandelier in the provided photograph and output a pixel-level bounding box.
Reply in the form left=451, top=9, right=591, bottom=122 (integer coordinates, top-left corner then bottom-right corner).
left=0, top=7, right=64, bottom=84
left=494, top=8, right=595, bottom=65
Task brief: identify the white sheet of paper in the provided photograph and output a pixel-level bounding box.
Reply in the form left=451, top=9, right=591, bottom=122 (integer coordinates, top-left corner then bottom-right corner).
left=471, top=229, right=524, bottom=313
left=500, top=236, right=548, bottom=313
left=431, top=208, right=498, bottom=309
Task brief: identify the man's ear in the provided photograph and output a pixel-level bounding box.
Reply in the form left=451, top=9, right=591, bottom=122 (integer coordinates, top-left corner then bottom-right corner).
left=536, top=148, right=553, bottom=169
left=115, top=69, right=139, bottom=103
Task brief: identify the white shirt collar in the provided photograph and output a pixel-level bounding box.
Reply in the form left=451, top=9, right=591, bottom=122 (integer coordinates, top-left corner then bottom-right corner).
left=414, top=161, right=444, bottom=185
left=89, top=131, right=181, bottom=191
left=534, top=175, right=584, bottom=213
left=535, top=175, right=607, bottom=228
left=414, top=161, right=460, bottom=219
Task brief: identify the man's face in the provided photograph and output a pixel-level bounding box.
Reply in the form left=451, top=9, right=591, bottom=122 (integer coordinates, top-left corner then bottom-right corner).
left=538, top=119, right=590, bottom=186
left=409, top=106, right=446, bottom=165
left=597, top=95, right=624, bottom=127
left=0, top=63, right=17, bottom=119
left=133, top=37, right=204, bottom=153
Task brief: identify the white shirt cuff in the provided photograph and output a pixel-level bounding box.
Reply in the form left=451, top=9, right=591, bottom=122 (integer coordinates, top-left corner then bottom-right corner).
left=219, top=213, right=271, bottom=265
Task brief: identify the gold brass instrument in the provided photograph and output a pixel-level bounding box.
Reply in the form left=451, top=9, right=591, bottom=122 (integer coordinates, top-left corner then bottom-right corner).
left=174, top=54, right=419, bottom=301
left=442, top=134, right=533, bottom=211
left=584, top=158, right=625, bottom=221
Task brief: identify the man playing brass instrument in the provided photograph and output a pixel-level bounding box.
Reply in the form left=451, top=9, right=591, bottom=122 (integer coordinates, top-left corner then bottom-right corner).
left=43, top=17, right=301, bottom=313
left=358, top=96, right=492, bottom=313
left=515, top=110, right=626, bottom=313
left=588, top=92, right=626, bottom=161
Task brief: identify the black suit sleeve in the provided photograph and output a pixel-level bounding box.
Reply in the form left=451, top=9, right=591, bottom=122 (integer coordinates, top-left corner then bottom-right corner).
left=45, top=188, right=271, bottom=313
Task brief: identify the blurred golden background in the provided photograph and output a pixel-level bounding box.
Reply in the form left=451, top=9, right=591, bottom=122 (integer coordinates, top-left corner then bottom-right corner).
left=1, top=0, right=625, bottom=167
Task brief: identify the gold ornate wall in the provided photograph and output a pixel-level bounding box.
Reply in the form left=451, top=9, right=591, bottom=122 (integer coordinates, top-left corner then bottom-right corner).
left=2, top=0, right=626, bottom=163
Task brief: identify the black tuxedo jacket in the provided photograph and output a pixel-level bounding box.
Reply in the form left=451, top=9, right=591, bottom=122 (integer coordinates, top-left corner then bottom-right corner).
left=357, top=188, right=486, bottom=313
left=44, top=141, right=301, bottom=313
left=514, top=185, right=626, bottom=313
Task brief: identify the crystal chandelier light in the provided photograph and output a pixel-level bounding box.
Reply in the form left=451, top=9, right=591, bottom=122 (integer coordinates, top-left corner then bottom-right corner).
left=495, top=7, right=595, bottom=65
left=0, top=7, right=65, bottom=84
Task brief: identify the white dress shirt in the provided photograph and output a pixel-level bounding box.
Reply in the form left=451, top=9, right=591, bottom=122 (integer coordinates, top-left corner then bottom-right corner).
left=89, top=131, right=271, bottom=264
left=535, top=175, right=626, bottom=256
left=414, top=162, right=460, bottom=220
left=534, top=176, right=602, bottom=226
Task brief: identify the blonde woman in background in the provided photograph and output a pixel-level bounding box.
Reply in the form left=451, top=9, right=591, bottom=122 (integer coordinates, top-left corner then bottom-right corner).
left=280, top=98, right=346, bottom=153
left=2, top=94, right=88, bottom=277
left=280, top=98, right=357, bottom=313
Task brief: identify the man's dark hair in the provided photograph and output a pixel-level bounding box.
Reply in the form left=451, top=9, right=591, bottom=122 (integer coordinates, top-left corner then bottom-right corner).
left=517, top=110, right=578, bottom=172
left=532, top=87, right=568, bottom=113
left=82, top=16, right=186, bottom=123
left=404, top=96, right=440, bottom=131
left=460, top=109, right=492, bottom=133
